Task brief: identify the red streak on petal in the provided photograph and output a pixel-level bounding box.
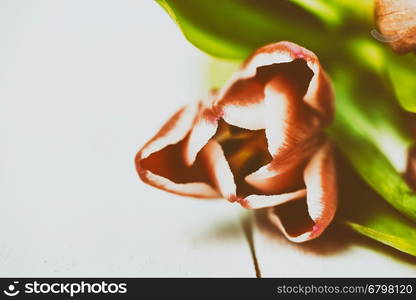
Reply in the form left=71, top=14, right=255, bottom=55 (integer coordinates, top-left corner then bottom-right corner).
left=294, top=51, right=305, bottom=59
left=228, top=194, right=240, bottom=203
left=203, top=107, right=223, bottom=124
left=237, top=197, right=251, bottom=209
left=229, top=194, right=252, bottom=208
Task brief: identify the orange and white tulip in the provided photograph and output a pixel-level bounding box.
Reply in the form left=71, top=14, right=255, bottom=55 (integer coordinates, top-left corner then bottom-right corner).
left=135, top=42, right=337, bottom=242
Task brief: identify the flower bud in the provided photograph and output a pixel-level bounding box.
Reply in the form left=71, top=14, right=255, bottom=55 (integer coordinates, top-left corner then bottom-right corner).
left=375, top=0, right=416, bottom=53
left=135, top=42, right=337, bottom=242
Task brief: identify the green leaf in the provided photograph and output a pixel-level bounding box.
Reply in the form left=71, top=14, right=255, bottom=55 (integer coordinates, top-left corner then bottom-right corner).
left=344, top=221, right=416, bottom=256
left=337, top=153, right=416, bottom=256
left=386, top=54, right=416, bottom=113
left=155, top=0, right=335, bottom=59
left=329, top=66, right=416, bottom=221
left=347, top=38, right=416, bottom=113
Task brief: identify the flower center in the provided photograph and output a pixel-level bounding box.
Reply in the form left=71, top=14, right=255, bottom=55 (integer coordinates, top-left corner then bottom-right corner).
left=213, top=119, right=272, bottom=197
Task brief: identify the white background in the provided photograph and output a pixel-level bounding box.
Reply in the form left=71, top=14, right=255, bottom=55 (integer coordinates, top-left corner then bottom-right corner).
left=0, top=0, right=253, bottom=277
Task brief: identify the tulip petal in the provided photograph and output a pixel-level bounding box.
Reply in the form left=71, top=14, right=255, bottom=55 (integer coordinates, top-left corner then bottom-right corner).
left=244, top=135, right=323, bottom=195
left=139, top=102, right=198, bottom=160
left=267, top=142, right=337, bottom=242
left=214, top=77, right=267, bottom=130
left=136, top=102, right=220, bottom=198
left=244, top=161, right=304, bottom=196
left=247, top=42, right=334, bottom=121
left=138, top=170, right=220, bottom=198
left=212, top=41, right=334, bottom=145
left=305, top=67, right=334, bottom=124
left=135, top=41, right=337, bottom=240
left=199, top=139, right=237, bottom=200
left=184, top=101, right=219, bottom=166
left=239, top=189, right=306, bottom=209
left=263, top=76, right=320, bottom=158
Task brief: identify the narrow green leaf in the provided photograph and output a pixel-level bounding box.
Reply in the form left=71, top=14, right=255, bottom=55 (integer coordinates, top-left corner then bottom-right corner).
left=344, top=221, right=416, bottom=256
left=347, top=38, right=416, bottom=113
left=156, top=0, right=249, bottom=59
left=337, top=154, right=416, bottom=256
left=155, top=0, right=335, bottom=59
left=386, top=54, right=416, bottom=113
left=329, top=66, right=416, bottom=221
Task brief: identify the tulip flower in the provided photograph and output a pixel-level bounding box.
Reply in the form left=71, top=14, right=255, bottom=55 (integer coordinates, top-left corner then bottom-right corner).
left=135, top=42, right=337, bottom=242
left=375, top=0, right=416, bottom=54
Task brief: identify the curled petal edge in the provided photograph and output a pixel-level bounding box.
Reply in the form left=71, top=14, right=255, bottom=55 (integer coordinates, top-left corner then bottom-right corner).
left=136, top=101, right=220, bottom=198
left=213, top=41, right=335, bottom=128
left=267, top=142, right=337, bottom=243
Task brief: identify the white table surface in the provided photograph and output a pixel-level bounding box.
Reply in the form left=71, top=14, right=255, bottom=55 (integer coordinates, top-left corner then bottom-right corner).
left=0, top=0, right=253, bottom=277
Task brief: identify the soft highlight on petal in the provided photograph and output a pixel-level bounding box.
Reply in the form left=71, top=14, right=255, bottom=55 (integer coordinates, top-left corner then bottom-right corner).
left=184, top=103, right=219, bottom=166
left=212, top=41, right=333, bottom=133
left=240, top=189, right=306, bottom=209
left=264, top=75, right=320, bottom=157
